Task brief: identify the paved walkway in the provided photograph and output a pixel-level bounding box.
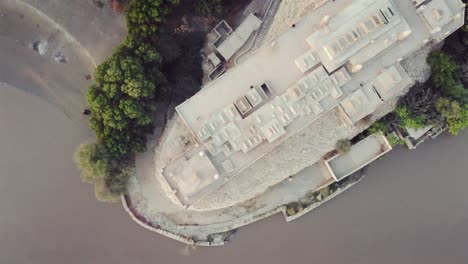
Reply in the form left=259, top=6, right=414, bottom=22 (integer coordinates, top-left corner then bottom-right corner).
left=2, top=81, right=468, bottom=262
left=130, top=129, right=339, bottom=242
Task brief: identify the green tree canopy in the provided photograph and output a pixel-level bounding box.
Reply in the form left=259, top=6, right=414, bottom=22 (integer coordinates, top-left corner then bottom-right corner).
left=194, top=0, right=224, bottom=17
left=74, top=142, right=134, bottom=201
left=125, top=0, right=180, bottom=39
left=86, top=42, right=162, bottom=157
left=395, top=106, right=427, bottom=129
left=77, top=0, right=184, bottom=202
left=436, top=98, right=468, bottom=135
left=427, top=51, right=459, bottom=88
left=427, top=51, right=468, bottom=104
left=397, top=82, right=443, bottom=125
left=74, top=143, right=110, bottom=183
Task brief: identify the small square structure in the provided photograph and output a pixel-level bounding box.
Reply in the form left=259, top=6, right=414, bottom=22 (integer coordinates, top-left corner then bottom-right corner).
left=339, top=85, right=383, bottom=124
left=325, top=134, right=392, bottom=181
left=370, top=63, right=413, bottom=100
left=216, top=14, right=262, bottom=60
left=162, top=150, right=222, bottom=205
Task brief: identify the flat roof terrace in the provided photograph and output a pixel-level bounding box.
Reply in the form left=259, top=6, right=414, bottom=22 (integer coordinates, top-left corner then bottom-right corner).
left=169, top=1, right=372, bottom=205
left=176, top=1, right=363, bottom=133
left=162, top=0, right=465, bottom=207
left=325, top=134, right=392, bottom=181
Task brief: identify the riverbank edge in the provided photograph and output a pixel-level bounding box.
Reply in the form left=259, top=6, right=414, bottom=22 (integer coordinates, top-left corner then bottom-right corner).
left=121, top=170, right=367, bottom=246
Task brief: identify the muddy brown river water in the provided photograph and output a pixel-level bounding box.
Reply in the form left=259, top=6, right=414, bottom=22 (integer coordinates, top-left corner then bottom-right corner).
left=1, top=85, right=467, bottom=264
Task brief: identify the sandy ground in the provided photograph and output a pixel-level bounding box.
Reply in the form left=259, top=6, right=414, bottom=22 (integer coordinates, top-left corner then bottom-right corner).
left=18, top=0, right=127, bottom=63
left=1, top=84, right=468, bottom=263
left=0, top=0, right=127, bottom=125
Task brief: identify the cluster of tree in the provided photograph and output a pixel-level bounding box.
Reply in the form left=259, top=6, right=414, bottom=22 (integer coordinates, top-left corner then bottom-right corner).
left=76, top=0, right=184, bottom=202
left=392, top=51, right=468, bottom=135
left=194, top=0, right=224, bottom=17
left=427, top=51, right=468, bottom=104
left=335, top=139, right=352, bottom=154
left=395, top=82, right=443, bottom=129
left=427, top=51, right=468, bottom=134
left=125, top=0, right=180, bottom=40
left=367, top=120, right=390, bottom=135
left=77, top=0, right=212, bottom=202
left=158, top=31, right=206, bottom=104
left=74, top=143, right=133, bottom=202
left=435, top=98, right=468, bottom=135
left=88, top=40, right=167, bottom=157
left=394, top=105, right=427, bottom=129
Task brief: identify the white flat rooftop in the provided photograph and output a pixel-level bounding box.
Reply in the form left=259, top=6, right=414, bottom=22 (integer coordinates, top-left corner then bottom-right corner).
left=217, top=14, right=262, bottom=60
left=325, top=134, right=392, bottom=180
left=162, top=0, right=465, bottom=207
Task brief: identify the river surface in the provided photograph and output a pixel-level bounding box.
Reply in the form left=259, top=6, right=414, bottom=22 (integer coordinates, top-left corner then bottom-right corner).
left=0, top=85, right=467, bottom=264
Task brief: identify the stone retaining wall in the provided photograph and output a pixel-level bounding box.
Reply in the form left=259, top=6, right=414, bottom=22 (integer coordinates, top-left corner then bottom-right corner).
left=283, top=175, right=366, bottom=222
left=123, top=172, right=366, bottom=246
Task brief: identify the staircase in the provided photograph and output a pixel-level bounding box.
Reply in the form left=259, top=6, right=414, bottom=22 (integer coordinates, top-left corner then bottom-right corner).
left=251, top=0, right=282, bottom=51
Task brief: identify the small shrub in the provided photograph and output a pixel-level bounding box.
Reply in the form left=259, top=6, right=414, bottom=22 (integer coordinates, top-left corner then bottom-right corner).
left=319, top=186, right=330, bottom=198
left=297, top=204, right=304, bottom=212
left=387, top=133, right=399, bottom=146
left=427, top=51, right=459, bottom=89
left=336, top=139, right=352, bottom=154
left=74, top=143, right=133, bottom=202
left=435, top=98, right=468, bottom=135
left=395, top=106, right=426, bottom=129
left=286, top=207, right=297, bottom=216
left=74, top=143, right=110, bottom=183
left=194, top=0, right=224, bottom=17
left=397, top=82, right=443, bottom=125
left=427, top=51, right=468, bottom=104
left=94, top=179, right=120, bottom=202
left=368, top=121, right=389, bottom=135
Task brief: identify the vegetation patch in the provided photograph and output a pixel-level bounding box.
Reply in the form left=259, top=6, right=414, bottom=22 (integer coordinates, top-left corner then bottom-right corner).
left=76, top=0, right=250, bottom=202
left=285, top=170, right=367, bottom=217
left=336, top=139, right=352, bottom=155
left=194, top=0, right=224, bottom=17
left=366, top=49, right=468, bottom=138
left=364, top=9, right=468, bottom=138
left=75, top=0, right=222, bottom=202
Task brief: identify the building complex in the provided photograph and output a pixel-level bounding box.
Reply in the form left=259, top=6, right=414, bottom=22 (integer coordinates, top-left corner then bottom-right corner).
left=160, top=0, right=465, bottom=207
